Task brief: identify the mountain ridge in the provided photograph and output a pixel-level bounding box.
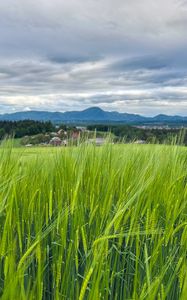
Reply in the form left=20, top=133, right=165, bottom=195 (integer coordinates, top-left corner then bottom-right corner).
left=0, top=107, right=186, bottom=124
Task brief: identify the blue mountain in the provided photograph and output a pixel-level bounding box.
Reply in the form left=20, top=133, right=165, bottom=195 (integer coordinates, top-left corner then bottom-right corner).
left=0, top=107, right=186, bottom=124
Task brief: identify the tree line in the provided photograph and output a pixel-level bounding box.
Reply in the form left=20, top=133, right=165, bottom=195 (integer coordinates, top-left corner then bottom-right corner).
left=87, top=124, right=187, bottom=145
left=0, top=120, right=55, bottom=139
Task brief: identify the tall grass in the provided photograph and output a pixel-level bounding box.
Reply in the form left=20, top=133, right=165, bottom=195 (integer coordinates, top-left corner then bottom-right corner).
left=0, top=142, right=187, bottom=299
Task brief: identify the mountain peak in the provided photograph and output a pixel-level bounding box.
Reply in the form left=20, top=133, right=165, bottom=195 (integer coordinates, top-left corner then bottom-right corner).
left=83, top=107, right=104, bottom=112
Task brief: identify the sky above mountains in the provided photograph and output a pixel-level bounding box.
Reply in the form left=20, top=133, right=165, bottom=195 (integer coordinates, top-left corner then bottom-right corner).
left=0, top=0, right=187, bottom=116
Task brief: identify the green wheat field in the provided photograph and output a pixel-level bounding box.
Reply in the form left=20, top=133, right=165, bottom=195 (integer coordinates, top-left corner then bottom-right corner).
left=0, top=142, right=187, bottom=299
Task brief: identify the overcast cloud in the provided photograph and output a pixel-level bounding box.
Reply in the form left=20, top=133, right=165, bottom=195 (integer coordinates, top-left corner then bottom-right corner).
left=0, top=0, right=187, bottom=115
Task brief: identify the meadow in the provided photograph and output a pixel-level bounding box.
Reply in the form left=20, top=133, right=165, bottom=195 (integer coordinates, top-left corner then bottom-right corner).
left=0, top=142, right=187, bottom=299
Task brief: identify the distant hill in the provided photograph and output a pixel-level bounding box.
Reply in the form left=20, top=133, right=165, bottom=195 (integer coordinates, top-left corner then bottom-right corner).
left=0, top=107, right=187, bottom=124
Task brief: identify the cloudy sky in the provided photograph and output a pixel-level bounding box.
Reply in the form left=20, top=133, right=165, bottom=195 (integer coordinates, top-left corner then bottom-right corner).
left=0, top=0, right=187, bottom=115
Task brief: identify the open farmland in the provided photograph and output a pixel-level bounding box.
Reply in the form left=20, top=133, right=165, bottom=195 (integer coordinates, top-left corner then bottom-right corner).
left=0, top=143, right=187, bottom=299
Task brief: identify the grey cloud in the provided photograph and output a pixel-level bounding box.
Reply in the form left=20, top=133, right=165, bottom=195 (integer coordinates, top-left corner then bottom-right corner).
left=0, top=0, right=187, bottom=115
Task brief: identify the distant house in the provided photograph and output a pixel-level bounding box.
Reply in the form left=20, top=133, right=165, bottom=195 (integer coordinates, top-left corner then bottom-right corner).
left=51, top=132, right=58, bottom=137
left=57, top=129, right=64, bottom=136
left=72, top=130, right=81, bottom=139
left=134, top=140, right=146, bottom=144
left=76, top=126, right=87, bottom=132
left=57, top=129, right=68, bottom=137
left=62, top=139, right=68, bottom=146
left=88, top=138, right=106, bottom=146
left=49, top=137, right=62, bottom=146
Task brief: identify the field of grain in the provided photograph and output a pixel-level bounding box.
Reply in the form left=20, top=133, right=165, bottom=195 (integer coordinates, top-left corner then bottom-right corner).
left=0, top=143, right=187, bottom=299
